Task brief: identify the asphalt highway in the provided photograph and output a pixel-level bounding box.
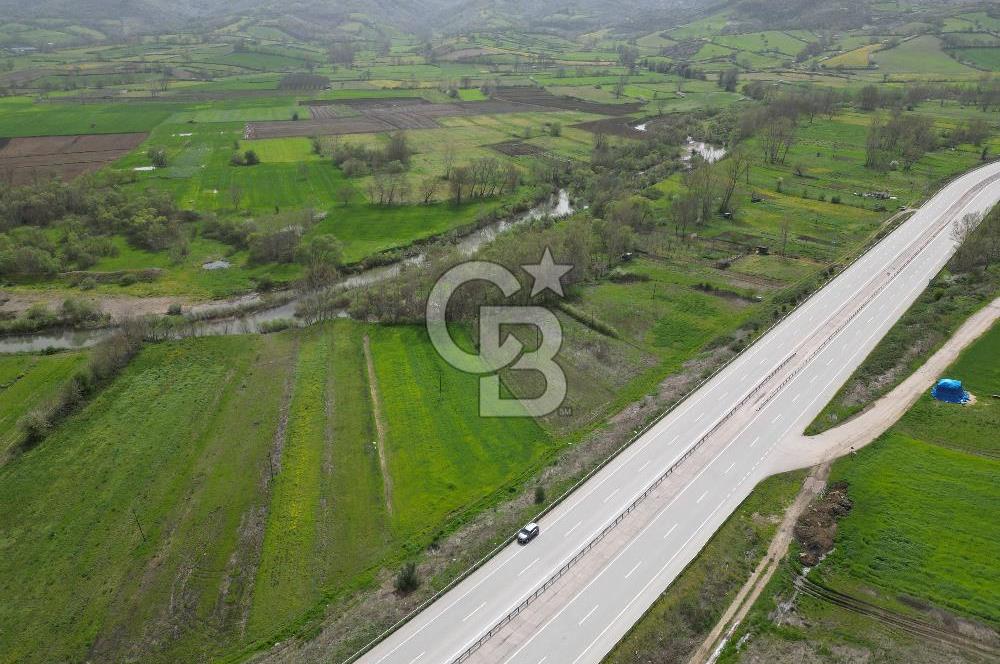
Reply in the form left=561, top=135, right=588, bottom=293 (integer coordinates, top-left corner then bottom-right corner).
left=360, top=160, right=1000, bottom=664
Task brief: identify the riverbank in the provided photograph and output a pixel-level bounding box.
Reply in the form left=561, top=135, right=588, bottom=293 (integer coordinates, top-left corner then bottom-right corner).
left=0, top=190, right=574, bottom=354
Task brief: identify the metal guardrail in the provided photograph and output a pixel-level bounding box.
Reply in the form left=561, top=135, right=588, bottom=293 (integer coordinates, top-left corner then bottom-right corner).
left=757, top=170, right=1000, bottom=412
left=450, top=352, right=795, bottom=663
left=450, top=169, right=1000, bottom=663
left=341, top=163, right=1000, bottom=664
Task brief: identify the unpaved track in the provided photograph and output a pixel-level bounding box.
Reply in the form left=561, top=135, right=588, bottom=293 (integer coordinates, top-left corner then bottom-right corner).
left=793, top=576, right=1000, bottom=658
left=363, top=335, right=394, bottom=515
left=773, top=296, right=1000, bottom=471
left=691, top=296, right=1000, bottom=664
left=688, top=463, right=830, bottom=664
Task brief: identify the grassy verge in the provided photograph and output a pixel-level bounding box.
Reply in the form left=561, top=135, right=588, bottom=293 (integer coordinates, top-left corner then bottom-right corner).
left=0, top=351, right=88, bottom=458
left=603, top=470, right=806, bottom=664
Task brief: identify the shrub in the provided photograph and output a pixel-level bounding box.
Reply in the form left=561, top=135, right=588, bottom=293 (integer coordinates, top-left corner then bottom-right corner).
left=831, top=195, right=842, bottom=204
left=60, top=298, right=101, bottom=325
left=557, top=301, right=620, bottom=338
left=609, top=269, right=651, bottom=283
left=18, top=410, right=52, bottom=447
left=248, top=227, right=302, bottom=264
left=340, top=158, right=367, bottom=177
left=25, top=302, right=52, bottom=321
left=534, top=485, right=546, bottom=504
left=394, top=562, right=420, bottom=594
left=255, top=275, right=275, bottom=292
left=202, top=215, right=252, bottom=249
left=167, top=303, right=183, bottom=316
left=0, top=245, right=60, bottom=277
left=259, top=318, right=294, bottom=334
left=147, top=147, right=168, bottom=168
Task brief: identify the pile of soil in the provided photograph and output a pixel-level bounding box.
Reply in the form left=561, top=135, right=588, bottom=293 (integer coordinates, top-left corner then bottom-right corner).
left=794, top=481, right=853, bottom=566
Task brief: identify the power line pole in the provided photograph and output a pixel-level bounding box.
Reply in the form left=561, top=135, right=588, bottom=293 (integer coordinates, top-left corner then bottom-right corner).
left=131, top=507, right=146, bottom=543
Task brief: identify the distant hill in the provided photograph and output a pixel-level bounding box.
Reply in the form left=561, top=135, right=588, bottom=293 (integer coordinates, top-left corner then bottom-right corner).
left=0, top=0, right=706, bottom=37
left=0, top=0, right=986, bottom=40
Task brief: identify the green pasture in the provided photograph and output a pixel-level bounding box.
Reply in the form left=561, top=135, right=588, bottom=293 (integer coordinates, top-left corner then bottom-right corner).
left=0, top=335, right=295, bottom=662
left=249, top=323, right=390, bottom=638
left=819, top=323, right=1000, bottom=626
left=0, top=321, right=554, bottom=661
left=951, top=47, right=1000, bottom=70
left=371, top=325, right=552, bottom=534
left=713, top=31, right=809, bottom=57
left=872, top=35, right=980, bottom=76
left=0, top=97, right=177, bottom=137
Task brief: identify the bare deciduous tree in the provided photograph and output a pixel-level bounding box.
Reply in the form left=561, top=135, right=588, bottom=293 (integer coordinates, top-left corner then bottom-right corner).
left=719, top=148, right=751, bottom=214
left=419, top=176, right=441, bottom=204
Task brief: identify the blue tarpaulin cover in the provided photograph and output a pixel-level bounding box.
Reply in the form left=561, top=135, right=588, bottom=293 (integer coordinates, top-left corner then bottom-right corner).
left=931, top=378, right=970, bottom=404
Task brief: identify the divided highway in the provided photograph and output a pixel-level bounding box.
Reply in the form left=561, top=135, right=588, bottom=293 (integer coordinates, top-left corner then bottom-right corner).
left=359, top=160, right=1000, bottom=664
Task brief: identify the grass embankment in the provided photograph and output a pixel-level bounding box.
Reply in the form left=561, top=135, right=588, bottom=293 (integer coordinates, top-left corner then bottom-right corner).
left=603, top=471, right=806, bottom=664
left=719, top=321, right=1000, bottom=663
left=0, top=351, right=88, bottom=458
left=0, top=321, right=552, bottom=663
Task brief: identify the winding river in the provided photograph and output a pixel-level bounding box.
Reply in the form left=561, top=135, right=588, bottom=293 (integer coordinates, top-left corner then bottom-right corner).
left=0, top=190, right=573, bottom=354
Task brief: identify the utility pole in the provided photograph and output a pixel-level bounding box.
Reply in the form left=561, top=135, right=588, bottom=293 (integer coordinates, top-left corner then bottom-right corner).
left=131, top=507, right=146, bottom=543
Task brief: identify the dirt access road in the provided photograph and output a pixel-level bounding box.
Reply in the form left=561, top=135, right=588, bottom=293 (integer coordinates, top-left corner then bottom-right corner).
left=690, top=295, right=1000, bottom=664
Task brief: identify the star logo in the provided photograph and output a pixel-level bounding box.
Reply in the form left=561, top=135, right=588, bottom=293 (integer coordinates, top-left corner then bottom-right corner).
left=522, top=247, right=572, bottom=297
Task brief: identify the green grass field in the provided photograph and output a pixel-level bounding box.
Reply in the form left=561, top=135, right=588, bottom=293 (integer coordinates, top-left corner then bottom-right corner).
left=574, top=258, right=752, bottom=363
left=816, top=322, right=1000, bottom=625
left=371, top=325, right=552, bottom=535
left=0, top=97, right=178, bottom=137
left=951, top=47, right=1000, bottom=70
left=872, top=35, right=981, bottom=77
left=0, top=321, right=554, bottom=662
left=0, top=334, right=295, bottom=662
left=248, top=323, right=390, bottom=638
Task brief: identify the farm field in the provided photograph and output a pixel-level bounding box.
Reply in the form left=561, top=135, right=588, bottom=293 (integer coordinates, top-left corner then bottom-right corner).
left=0, top=132, right=147, bottom=184
left=0, top=97, right=178, bottom=137
left=823, top=43, right=882, bottom=68
left=952, top=47, right=1000, bottom=70
left=0, top=322, right=553, bottom=662
left=872, top=35, right=982, bottom=77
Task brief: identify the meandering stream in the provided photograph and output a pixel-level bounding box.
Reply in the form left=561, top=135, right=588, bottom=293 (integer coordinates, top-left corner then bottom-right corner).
left=0, top=190, right=573, bottom=354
